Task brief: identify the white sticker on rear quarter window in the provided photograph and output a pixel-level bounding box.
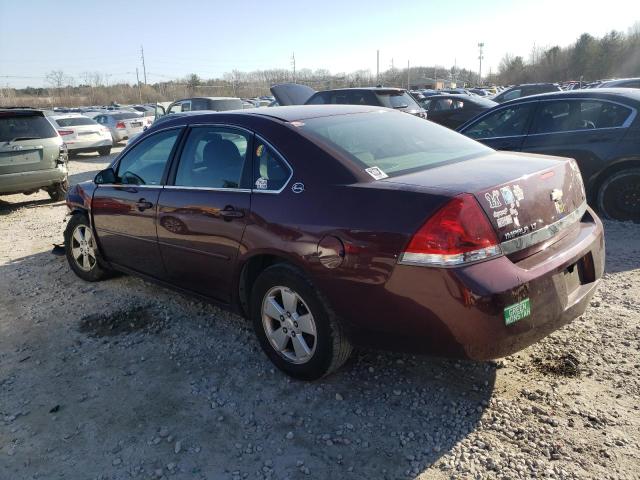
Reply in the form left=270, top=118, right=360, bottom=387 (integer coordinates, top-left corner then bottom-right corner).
left=365, top=166, right=389, bottom=180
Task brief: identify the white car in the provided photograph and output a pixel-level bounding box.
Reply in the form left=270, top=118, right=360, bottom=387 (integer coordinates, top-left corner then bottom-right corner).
left=49, top=114, right=113, bottom=156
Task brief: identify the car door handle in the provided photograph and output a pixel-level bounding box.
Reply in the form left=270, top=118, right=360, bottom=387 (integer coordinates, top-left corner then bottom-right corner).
left=220, top=207, right=244, bottom=220
left=135, top=199, right=154, bottom=211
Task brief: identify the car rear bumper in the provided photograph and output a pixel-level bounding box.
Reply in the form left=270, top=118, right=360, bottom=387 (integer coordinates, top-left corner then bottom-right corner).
left=334, top=207, right=605, bottom=360
left=0, top=164, right=68, bottom=195
left=66, top=138, right=112, bottom=151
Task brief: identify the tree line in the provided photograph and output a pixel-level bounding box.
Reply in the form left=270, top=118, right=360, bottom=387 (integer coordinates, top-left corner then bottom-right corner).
left=496, top=23, right=640, bottom=85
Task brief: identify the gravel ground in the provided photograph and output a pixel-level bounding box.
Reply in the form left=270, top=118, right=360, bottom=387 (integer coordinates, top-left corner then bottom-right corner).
left=1, top=147, right=639, bottom=480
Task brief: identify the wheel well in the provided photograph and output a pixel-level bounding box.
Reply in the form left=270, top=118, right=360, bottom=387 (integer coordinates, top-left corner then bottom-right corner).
left=238, top=254, right=291, bottom=318
left=589, top=158, right=640, bottom=203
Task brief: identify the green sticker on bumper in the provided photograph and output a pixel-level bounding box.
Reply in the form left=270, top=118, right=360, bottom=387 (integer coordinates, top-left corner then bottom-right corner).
left=504, top=298, right=531, bottom=326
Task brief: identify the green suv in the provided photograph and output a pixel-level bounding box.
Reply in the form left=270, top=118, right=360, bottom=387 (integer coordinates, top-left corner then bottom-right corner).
left=0, top=109, right=69, bottom=201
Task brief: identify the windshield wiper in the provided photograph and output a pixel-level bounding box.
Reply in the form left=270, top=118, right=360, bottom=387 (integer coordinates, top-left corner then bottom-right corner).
left=392, top=105, right=409, bottom=109
left=5, top=136, right=41, bottom=144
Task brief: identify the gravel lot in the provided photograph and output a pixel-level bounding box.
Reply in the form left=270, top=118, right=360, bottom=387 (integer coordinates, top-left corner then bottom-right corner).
left=1, top=147, right=639, bottom=480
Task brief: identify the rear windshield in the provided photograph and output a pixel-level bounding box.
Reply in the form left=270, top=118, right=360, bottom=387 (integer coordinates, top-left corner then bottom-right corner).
left=377, top=92, right=421, bottom=110
left=209, top=99, right=243, bottom=111
left=0, top=114, right=57, bottom=142
left=298, top=111, right=491, bottom=177
left=111, top=113, right=140, bottom=120
left=55, top=117, right=98, bottom=127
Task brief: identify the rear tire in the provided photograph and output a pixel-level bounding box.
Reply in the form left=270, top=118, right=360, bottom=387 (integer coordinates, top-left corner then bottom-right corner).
left=250, top=264, right=352, bottom=380
left=64, top=214, right=112, bottom=282
left=97, top=146, right=112, bottom=156
left=47, top=179, right=69, bottom=202
left=597, top=168, right=640, bottom=222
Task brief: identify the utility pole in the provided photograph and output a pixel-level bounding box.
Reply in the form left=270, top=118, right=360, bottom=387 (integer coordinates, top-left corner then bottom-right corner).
left=477, top=42, right=484, bottom=86
left=291, top=52, right=296, bottom=83
left=136, top=68, right=142, bottom=103
left=140, top=45, right=147, bottom=84
left=391, top=58, right=394, bottom=70
left=407, top=59, right=410, bottom=90
left=376, top=49, right=379, bottom=85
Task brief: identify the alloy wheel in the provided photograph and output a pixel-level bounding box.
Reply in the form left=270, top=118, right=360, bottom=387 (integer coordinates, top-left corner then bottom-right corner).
left=70, top=225, right=97, bottom=272
left=261, top=286, right=317, bottom=364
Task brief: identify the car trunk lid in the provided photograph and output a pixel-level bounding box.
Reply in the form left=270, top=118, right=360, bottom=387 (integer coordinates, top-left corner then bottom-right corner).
left=270, top=83, right=317, bottom=106
left=383, top=151, right=586, bottom=247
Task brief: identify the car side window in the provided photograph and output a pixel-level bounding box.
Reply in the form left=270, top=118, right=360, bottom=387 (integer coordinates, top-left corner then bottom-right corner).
left=253, top=140, right=291, bottom=192
left=115, top=129, right=180, bottom=185
left=532, top=100, right=632, bottom=134
left=465, top=104, right=534, bottom=139
left=168, top=102, right=182, bottom=114
left=307, top=92, right=330, bottom=105
left=174, top=127, right=250, bottom=189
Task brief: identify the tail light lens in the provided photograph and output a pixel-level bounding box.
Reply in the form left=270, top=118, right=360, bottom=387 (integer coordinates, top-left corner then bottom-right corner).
left=399, top=194, right=502, bottom=267
left=58, top=130, right=74, bottom=136
left=116, top=121, right=126, bottom=129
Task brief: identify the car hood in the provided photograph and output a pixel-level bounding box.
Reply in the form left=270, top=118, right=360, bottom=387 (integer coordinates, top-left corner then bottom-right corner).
left=270, top=83, right=317, bottom=106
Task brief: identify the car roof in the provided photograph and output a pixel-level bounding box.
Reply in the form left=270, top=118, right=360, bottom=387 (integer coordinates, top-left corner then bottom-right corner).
left=316, top=87, right=406, bottom=94
left=499, top=87, right=640, bottom=105
left=154, top=105, right=387, bottom=127
left=172, top=96, right=242, bottom=102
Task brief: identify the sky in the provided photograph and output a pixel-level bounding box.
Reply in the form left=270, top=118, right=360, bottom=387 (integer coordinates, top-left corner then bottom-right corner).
left=1, top=0, right=639, bottom=88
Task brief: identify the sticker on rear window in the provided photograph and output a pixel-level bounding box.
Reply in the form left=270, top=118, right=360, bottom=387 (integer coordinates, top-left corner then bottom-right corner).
left=365, top=166, right=388, bottom=180
left=504, top=298, right=531, bottom=326
left=255, top=177, right=268, bottom=190
left=484, top=190, right=502, bottom=209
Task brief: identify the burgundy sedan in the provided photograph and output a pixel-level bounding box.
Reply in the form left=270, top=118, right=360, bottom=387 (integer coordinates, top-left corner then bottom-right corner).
left=64, top=105, right=605, bottom=380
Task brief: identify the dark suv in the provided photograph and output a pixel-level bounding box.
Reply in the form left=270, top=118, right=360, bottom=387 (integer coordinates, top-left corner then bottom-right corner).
left=271, top=84, right=427, bottom=118
left=492, top=83, right=561, bottom=103
left=0, top=109, right=69, bottom=201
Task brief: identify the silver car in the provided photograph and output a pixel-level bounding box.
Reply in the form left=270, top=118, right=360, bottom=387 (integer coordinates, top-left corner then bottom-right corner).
left=0, top=109, right=68, bottom=201
left=93, top=112, right=145, bottom=143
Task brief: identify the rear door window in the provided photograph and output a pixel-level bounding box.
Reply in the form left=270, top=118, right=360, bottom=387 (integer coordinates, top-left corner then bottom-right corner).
left=116, top=129, right=181, bottom=185
left=531, top=100, right=633, bottom=133
left=501, top=89, right=522, bottom=102
left=377, top=92, right=420, bottom=109
left=464, top=103, right=535, bottom=139
left=0, top=114, right=57, bottom=142
left=253, top=140, right=292, bottom=192
left=174, top=127, right=251, bottom=189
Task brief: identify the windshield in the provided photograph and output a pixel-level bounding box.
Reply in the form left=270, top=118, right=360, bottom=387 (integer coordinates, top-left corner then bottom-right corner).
left=0, top=114, right=57, bottom=142
left=377, top=92, right=421, bottom=110
left=298, top=110, right=491, bottom=177
left=55, top=117, right=98, bottom=127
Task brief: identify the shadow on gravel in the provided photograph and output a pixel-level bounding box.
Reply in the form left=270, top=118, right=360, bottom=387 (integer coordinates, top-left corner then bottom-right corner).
left=0, top=197, right=57, bottom=216
left=79, top=304, right=167, bottom=337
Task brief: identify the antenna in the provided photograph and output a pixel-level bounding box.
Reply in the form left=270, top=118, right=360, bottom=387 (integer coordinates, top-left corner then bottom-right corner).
left=141, top=45, right=147, bottom=84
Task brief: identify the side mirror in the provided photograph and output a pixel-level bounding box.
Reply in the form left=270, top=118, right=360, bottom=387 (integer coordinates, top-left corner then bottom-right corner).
left=95, top=167, right=116, bottom=185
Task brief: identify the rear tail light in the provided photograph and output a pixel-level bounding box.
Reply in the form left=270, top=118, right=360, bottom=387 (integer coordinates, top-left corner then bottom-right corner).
left=58, top=130, right=74, bottom=136
left=116, top=121, right=126, bottom=129
left=399, top=194, right=502, bottom=267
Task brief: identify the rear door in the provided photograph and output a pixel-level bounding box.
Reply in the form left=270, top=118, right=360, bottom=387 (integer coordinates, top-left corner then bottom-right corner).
left=157, top=125, right=253, bottom=302
left=92, top=127, right=183, bottom=278
left=522, top=98, right=632, bottom=182
left=0, top=111, right=60, bottom=175
left=460, top=102, right=537, bottom=151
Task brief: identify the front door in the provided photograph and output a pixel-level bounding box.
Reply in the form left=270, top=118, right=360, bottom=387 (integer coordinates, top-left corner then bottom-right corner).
left=92, top=128, right=182, bottom=278
left=157, top=126, right=253, bottom=303
left=461, top=102, right=537, bottom=151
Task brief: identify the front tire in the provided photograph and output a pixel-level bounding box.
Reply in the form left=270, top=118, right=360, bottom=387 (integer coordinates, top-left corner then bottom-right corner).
left=64, top=214, right=111, bottom=282
left=250, top=264, right=352, bottom=380
left=597, top=168, right=640, bottom=222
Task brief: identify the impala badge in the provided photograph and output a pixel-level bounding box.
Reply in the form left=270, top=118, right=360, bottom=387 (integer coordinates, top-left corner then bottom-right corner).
left=291, top=182, right=305, bottom=194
